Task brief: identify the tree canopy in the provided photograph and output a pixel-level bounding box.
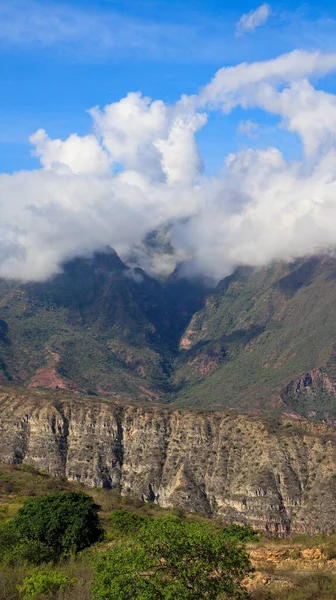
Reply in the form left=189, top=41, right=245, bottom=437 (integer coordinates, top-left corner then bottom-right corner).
left=92, top=515, right=252, bottom=600
left=13, top=491, right=103, bottom=559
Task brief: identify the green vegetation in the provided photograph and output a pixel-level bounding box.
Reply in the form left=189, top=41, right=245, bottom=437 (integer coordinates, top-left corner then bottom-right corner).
left=2, top=464, right=336, bottom=599
left=108, top=509, right=148, bottom=537
left=0, top=465, right=253, bottom=600
left=13, top=492, right=103, bottom=559
left=2, top=251, right=336, bottom=415
left=18, top=571, right=73, bottom=600
left=0, top=490, right=102, bottom=567
left=92, top=516, right=251, bottom=599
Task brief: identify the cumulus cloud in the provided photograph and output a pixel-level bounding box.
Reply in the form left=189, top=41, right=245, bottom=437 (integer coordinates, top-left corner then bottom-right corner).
left=236, top=3, right=271, bottom=35
left=30, top=129, right=110, bottom=175
left=2, top=50, right=336, bottom=282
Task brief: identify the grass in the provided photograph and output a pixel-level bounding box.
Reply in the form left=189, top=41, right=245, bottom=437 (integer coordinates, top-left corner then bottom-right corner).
left=251, top=572, right=336, bottom=600
left=2, top=463, right=336, bottom=599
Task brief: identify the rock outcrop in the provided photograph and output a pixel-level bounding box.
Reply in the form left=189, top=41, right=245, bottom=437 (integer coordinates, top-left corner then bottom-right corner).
left=1, top=388, right=336, bottom=534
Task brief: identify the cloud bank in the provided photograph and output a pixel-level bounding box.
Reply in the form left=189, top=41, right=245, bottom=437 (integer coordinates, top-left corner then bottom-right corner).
left=236, top=3, right=271, bottom=35
left=3, top=50, right=336, bottom=281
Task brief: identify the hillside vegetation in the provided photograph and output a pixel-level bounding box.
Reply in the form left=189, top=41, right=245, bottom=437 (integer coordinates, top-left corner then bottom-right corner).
left=1, top=249, right=336, bottom=416
left=175, top=256, right=336, bottom=416
left=1, top=464, right=336, bottom=599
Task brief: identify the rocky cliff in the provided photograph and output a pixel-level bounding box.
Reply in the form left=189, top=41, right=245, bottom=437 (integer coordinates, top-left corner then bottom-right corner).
left=1, top=388, right=336, bottom=534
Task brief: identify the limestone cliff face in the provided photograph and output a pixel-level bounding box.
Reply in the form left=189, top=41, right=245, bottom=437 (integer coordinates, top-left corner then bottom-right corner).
left=1, top=389, right=336, bottom=534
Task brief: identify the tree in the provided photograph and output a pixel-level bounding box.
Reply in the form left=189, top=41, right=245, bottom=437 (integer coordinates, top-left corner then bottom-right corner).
left=92, top=516, right=251, bottom=599
left=13, top=491, right=103, bottom=559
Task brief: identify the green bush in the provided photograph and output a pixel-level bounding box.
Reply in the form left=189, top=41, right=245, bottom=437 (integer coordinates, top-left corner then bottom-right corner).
left=13, top=491, right=103, bottom=560
left=0, top=521, right=19, bottom=554
left=108, top=510, right=149, bottom=537
left=92, top=516, right=251, bottom=599
left=18, top=570, right=72, bottom=599
left=0, top=518, right=55, bottom=566
left=2, top=539, right=54, bottom=566
left=221, top=523, right=259, bottom=542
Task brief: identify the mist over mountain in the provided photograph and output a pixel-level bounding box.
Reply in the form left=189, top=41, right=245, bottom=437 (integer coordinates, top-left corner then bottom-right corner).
left=3, top=51, right=336, bottom=283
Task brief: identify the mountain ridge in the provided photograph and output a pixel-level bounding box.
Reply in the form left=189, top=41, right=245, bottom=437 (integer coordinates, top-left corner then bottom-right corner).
left=0, top=249, right=336, bottom=419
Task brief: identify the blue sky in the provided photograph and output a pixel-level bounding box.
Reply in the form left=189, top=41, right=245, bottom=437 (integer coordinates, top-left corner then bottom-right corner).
left=3, top=1, right=336, bottom=282
left=2, top=0, right=336, bottom=174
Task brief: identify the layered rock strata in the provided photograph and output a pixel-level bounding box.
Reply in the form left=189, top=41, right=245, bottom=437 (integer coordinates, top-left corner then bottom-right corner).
left=1, top=389, right=336, bottom=534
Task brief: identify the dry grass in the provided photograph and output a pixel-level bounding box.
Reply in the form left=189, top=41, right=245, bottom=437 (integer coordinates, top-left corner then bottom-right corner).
left=251, top=572, right=336, bottom=600
left=247, top=536, right=336, bottom=599
left=2, top=463, right=336, bottom=600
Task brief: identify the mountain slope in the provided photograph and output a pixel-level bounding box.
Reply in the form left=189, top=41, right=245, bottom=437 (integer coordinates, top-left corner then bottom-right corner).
left=0, top=249, right=181, bottom=399
left=174, top=256, right=336, bottom=417
left=1, top=250, right=336, bottom=418
left=2, top=387, right=336, bottom=533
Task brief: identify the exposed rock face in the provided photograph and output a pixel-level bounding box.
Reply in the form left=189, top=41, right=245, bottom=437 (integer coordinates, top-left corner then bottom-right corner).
left=1, top=388, right=336, bottom=534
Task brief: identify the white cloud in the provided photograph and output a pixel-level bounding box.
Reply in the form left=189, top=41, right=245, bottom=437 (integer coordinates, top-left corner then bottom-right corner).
left=3, top=50, right=336, bottom=281
left=237, top=120, right=259, bottom=137
left=30, top=129, right=110, bottom=175
left=198, top=50, right=336, bottom=110
left=89, top=92, right=207, bottom=185
left=236, top=3, right=271, bottom=35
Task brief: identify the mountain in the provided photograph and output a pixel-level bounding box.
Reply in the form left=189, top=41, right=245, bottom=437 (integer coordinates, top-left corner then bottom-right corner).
left=175, top=255, right=336, bottom=418
left=0, top=248, right=206, bottom=401
left=1, top=249, right=336, bottom=419
left=0, top=249, right=174, bottom=399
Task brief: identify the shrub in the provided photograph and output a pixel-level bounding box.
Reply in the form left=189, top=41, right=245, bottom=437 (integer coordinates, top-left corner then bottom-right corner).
left=92, top=516, right=251, bottom=599
left=325, top=534, right=336, bottom=559
left=108, top=510, right=148, bottom=537
left=18, top=570, right=72, bottom=599
left=0, top=521, right=20, bottom=562
left=2, top=539, right=54, bottom=566
left=221, top=523, right=259, bottom=542
left=13, top=491, right=103, bottom=560
left=0, top=518, right=55, bottom=566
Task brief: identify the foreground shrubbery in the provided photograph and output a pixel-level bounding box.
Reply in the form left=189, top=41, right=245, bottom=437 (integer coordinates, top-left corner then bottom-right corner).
left=2, top=478, right=335, bottom=600
left=0, top=493, right=254, bottom=599
left=92, top=512, right=252, bottom=600
left=14, top=491, right=103, bottom=559
left=18, top=571, right=73, bottom=600
left=0, top=491, right=103, bottom=566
